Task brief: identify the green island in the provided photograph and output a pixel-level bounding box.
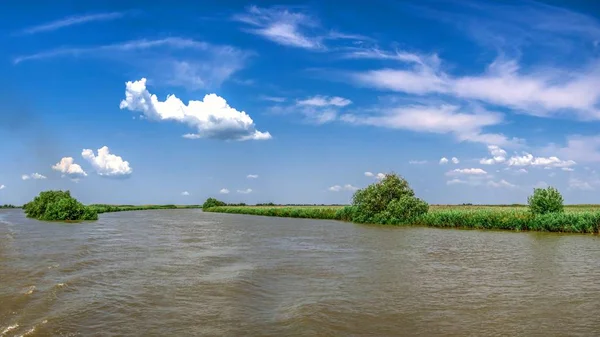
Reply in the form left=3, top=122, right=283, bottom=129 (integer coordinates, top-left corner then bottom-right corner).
left=19, top=190, right=201, bottom=222
left=203, top=173, right=600, bottom=234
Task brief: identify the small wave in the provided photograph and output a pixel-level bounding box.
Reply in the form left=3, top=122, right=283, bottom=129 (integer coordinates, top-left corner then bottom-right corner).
left=47, top=263, right=60, bottom=269
left=16, top=327, right=35, bottom=337
left=24, top=286, right=35, bottom=295
left=0, top=324, right=18, bottom=336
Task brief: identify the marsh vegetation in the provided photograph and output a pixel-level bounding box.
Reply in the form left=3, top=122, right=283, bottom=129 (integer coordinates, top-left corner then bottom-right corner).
left=204, top=173, right=600, bottom=233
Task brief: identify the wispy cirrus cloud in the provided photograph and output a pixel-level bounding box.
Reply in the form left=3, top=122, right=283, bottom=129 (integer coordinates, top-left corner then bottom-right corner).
left=340, top=103, right=519, bottom=146
left=14, top=37, right=253, bottom=90
left=16, top=12, right=127, bottom=35
left=269, top=94, right=353, bottom=124
left=232, top=5, right=366, bottom=51
left=343, top=1, right=600, bottom=121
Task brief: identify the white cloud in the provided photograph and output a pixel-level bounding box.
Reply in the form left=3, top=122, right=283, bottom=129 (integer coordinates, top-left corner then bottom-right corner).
left=364, top=171, right=385, bottom=180
left=237, top=188, right=253, bottom=194
left=487, top=179, right=517, bottom=188
left=297, top=96, right=352, bottom=107
left=480, top=145, right=508, bottom=165
left=247, top=174, right=259, bottom=179
left=562, top=167, right=575, bottom=172
left=350, top=56, right=600, bottom=120
left=544, top=135, right=600, bottom=163
left=409, top=160, right=427, bottom=164
left=14, top=38, right=250, bottom=91
left=259, top=96, right=287, bottom=103
left=569, top=178, right=594, bottom=191
left=447, top=178, right=478, bottom=186
left=219, top=188, right=230, bottom=194
left=120, top=78, right=271, bottom=141
left=181, top=191, right=190, bottom=196
left=517, top=168, right=528, bottom=174
left=15, top=37, right=210, bottom=64
left=451, top=157, right=459, bottom=164
left=446, top=168, right=488, bottom=176
left=328, top=184, right=359, bottom=192
left=82, top=146, right=132, bottom=177
left=21, top=173, right=47, bottom=180
left=534, top=181, right=549, bottom=189
left=506, top=153, right=576, bottom=168
left=270, top=94, right=352, bottom=124
left=0, top=185, right=5, bottom=190
left=17, top=12, right=126, bottom=35
left=340, top=104, right=516, bottom=146
left=52, top=157, right=87, bottom=178
left=439, top=157, right=449, bottom=164
left=232, top=6, right=364, bottom=50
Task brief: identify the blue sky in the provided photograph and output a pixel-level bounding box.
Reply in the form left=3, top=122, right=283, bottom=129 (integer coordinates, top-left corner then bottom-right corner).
left=1, top=0, right=600, bottom=205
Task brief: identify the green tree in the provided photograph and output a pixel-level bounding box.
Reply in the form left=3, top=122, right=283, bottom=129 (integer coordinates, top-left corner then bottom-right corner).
left=344, top=173, right=428, bottom=223
left=23, top=190, right=98, bottom=221
left=202, top=197, right=226, bottom=210
left=528, top=186, right=564, bottom=215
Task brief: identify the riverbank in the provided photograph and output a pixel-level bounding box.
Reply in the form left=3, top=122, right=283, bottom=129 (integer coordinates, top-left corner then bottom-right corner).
left=204, top=205, right=600, bottom=234
left=90, top=204, right=202, bottom=214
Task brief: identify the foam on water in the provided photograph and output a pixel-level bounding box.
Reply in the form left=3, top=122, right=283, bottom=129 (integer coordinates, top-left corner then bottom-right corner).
left=0, top=324, right=18, bottom=336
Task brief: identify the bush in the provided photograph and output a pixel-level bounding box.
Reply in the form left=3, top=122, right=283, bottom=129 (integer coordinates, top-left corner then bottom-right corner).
left=527, top=186, right=564, bottom=215
left=346, top=173, right=428, bottom=224
left=386, top=195, right=429, bottom=222
left=23, top=190, right=98, bottom=221
left=202, top=197, right=226, bottom=210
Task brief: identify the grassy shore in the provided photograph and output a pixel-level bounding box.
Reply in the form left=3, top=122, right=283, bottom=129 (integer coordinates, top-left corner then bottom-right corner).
left=203, top=205, right=600, bottom=233
left=89, top=204, right=202, bottom=214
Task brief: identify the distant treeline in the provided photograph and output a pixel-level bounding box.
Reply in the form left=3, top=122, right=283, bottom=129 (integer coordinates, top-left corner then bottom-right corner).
left=0, top=204, right=19, bottom=209
left=89, top=204, right=202, bottom=214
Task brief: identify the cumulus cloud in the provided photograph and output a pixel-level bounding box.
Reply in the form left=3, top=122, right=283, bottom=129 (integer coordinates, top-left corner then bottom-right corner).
left=52, top=157, right=87, bottom=178
left=480, top=145, right=508, bottom=165
left=451, top=157, right=460, bottom=164
left=562, top=167, right=575, bottom=172
left=120, top=78, right=271, bottom=141
left=446, top=168, right=488, bottom=176
left=181, top=191, right=190, bottom=196
left=439, top=157, right=449, bottom=164
left=364, top=171, right=385, bottom=180
left=0, top=185, right=5, bottom=190
left=409, top=160, right=428, bottom=164
left=81, top=146, right=132, bottom=178
left=219, top=188, right=230, bottom=194
left=21, top=173, right=47, bottom=180
left=328, top=184, right=359, bottom=192
left=237, top=188, right=253, bottom=194
left=506, top=153, right=576, bottom=168
left=247, top=174, right=259, bottom=179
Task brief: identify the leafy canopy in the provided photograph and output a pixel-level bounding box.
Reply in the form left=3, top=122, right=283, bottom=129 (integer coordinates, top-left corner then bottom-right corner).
left=23, top=190, right=98, bottom=221
left=344, top=173, right=429, bottom=223
left=202, top=197, right=226, bottom=210
left=528, top=186, right=564, bottom=215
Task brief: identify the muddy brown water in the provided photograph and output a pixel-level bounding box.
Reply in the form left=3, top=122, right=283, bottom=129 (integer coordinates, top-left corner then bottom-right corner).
left=1, top=209, right=600, bottom=336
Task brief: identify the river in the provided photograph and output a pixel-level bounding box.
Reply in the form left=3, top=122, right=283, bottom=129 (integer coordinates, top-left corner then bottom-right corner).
left=1, top=209, right=600, bottom=336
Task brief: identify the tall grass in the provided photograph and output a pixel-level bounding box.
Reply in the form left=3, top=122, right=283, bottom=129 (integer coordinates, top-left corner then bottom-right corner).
left=204, top=205, right=600, bottom=234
